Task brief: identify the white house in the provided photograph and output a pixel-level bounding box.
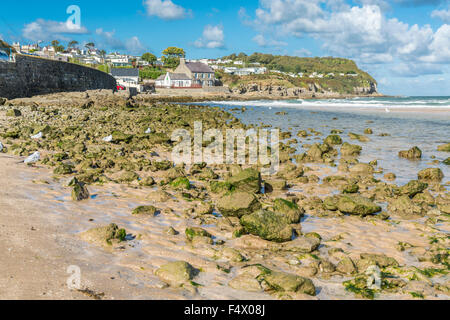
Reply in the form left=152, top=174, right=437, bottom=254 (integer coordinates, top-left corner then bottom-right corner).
left=111, top=68, right=141, bottom=92
left=155, top=72, right=192, bottom=88
left=234, top=60, right=244, bottom=65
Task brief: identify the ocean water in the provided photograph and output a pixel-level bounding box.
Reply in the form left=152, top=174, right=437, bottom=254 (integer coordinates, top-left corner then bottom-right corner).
left=195, top=97, right=450, bottom=186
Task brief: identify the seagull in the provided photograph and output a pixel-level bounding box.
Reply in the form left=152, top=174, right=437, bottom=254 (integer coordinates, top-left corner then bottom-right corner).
left=24, top=151, right=40, bottom=164
left=145, top=128, right=152, bottom=134
left=385, top=107, right=390, bottom=113
left=30, top=132, right=43, bottom=139
left=102, top=135, right=113, bottom=142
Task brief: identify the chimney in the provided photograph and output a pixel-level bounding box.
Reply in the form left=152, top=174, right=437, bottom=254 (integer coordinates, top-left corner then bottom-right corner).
left=179, top=58, right=186, bottom=66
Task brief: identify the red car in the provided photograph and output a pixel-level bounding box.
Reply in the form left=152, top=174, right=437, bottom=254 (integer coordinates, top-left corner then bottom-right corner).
left=117, top=85, right=126, bottom=91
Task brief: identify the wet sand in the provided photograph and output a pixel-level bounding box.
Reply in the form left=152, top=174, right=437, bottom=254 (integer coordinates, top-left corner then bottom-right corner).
left=1, top=154, right=448, bottom=300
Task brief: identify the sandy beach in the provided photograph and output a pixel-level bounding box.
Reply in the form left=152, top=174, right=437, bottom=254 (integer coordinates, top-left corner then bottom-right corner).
left=0, top=91, right=449, bottom=300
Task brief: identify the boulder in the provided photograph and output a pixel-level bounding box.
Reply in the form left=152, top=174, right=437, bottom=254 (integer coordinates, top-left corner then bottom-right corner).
left=216, top=191, right=261, bottom=217
left=324, top=135, right=343, bottom=145
left=359, top=253, right=399, bottom=268
left=341, top=143, right=362, bottom=157
left=81, top=223, right=127, bottom=246
left=437, top=143, right=450, bottom=152
left=399, top=146, right=422, bottom=159
left=240, top=209, right=294, bottom=243
left=261, top=271, right=316, bottom=296
left=282, top=236, right=321, bottom=253
left=388, top=196, right=425, bottom=218
left=336, top=257, right=357, bottom=275
left=69, top=177, right=89, bottom=201
left=170, top=177, right=191, bottom=190
left=273, top=198, right=305, bottom=224
left=185, top=227, right=212, bottom=241
left=155, top=261, right=197, bottom=286
left=336, top=195, right=381, bottom=216
left=226, top=168, right=261, bottom=193
left=400, top=180, right=428, bottom=198
left=418, top=168, right=444, bottom=182
left=132, top=205, right=158, bottom=216
left=349, top=163, right=374, bottom=175
left=6, top=109, right=21, bottom=117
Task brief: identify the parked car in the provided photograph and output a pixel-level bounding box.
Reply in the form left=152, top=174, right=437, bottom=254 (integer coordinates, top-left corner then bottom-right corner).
left=117, top=85, right=126, bottom=91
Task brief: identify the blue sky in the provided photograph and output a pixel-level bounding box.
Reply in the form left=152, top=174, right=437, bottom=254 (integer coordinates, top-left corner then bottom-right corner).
left=1, top=0, right=450, bottom=96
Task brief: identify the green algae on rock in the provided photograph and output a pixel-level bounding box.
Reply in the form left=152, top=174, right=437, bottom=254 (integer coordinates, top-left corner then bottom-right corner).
left=272, top=198, right=305, bottom=224
left=336, top=195, right=381, bottom=216
left=155, top=261, right=198, bottom=286
left=69, top=177, right=90, bottom=201
left=216, top=191, right=261, bottom=217
left=418, top=168, right=444, bottom=182
left=399, top=146, right=422, bottom=160
left=81, top=223, right=127, bottom=247
left=226, top=168, right=262, bottom=194
left=132, top=205, right=158, bottom=216
left=240, top=209, right=294, bottom=243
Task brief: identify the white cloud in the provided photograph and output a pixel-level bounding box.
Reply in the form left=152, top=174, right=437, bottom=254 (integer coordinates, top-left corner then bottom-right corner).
left=23, top=19, right=88, bottom=42
left=253, top=34, right=287, bottom=47
left=96, top=29, right=145, bottom=54
left=243, top=1, right=450, bottom=76
left=144, top=0, right=190, bottom=20
left=194, top=25, right=225, bottom=49
left=125, top=36, right=145, bottom=55
left=431, top=8, right=450, bottom=23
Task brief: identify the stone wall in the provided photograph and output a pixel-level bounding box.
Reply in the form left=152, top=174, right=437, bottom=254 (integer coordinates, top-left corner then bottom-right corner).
left=0, top=55, right=116, bottom=99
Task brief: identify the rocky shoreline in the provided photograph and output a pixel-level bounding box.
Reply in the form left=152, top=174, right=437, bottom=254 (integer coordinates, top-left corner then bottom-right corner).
left=0, top=90, right=448, bottom=300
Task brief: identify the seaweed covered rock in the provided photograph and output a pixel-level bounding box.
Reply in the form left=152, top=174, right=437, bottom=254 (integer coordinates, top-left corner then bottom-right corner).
left=170, top=177, right=191, bottom=190
left=341, top=143, right=362, bottom=157
left=399, top=146, right=422, bottom=160
left=324, top=135, right=343, bottom=145
left=185, top=227, right=212, bottom=241
left=273, top=198, right=304, bottom=224
left=388, top=196, right=425, bottom=218
left=240, top=209, right=294, bottom=243
left=282, top=236, right=321, bottom=253
left=69, top=177, right=90, bottom=201
left=155, top=261, right=197, bottom=286
left=418, top=168, right=444, bottom=182
left=349, top=163, right=374, bottom=175
left=261, top=271, right=316, bottom=296
left=216, top=191, right=261, bottom=217
left=437, top=143, right=450, bottom=152
left=226, top=168, right=261, bottom=194
left=336, top=195, right=381, bottom=216
left=6, top=109, right=21, bottom=117
left=399, top=180, right=428, bottom=198
left=81, top=223, right=127, bottom=247
left=132, top=205, right=158, bottom=216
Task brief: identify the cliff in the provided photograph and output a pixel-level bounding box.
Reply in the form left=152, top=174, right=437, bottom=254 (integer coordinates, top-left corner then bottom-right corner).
left=219, top=53, right=379, bottom=97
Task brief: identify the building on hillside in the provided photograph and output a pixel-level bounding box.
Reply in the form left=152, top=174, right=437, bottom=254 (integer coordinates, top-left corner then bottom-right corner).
left=155, top=72, right=193, bottom=88
left=111, top=68, right=140, bottom=91
left=175, top=58, right=215, bottom=87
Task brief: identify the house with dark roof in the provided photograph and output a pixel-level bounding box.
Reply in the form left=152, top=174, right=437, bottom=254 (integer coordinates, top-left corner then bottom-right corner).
left=155, top=72, right=192, bottom=88
left=174, top=58, right=215, bottom=87
left=111, top=68, right=141, bottom=91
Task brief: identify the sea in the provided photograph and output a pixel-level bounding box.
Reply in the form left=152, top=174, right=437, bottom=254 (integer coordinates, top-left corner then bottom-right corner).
left=194, top=96, right=450, bottom=186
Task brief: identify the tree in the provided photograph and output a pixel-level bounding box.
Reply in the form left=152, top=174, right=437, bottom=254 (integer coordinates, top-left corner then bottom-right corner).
left=142, top=52, right=157, bottom=65
left=85, top=42, right=95, bottom=50
left=162, top=47, right=185, bottom=68
left=51, top=40, right=65, bottom=53
left=68, top=40, right=78, bottom=48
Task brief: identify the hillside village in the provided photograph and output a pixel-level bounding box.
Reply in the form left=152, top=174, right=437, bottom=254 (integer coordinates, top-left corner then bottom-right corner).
left=5, top=41, right=377, bottom=96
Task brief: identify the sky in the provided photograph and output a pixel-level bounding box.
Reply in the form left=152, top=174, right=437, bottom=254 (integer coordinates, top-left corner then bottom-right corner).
left=0, top=0, right=450, bottom=96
